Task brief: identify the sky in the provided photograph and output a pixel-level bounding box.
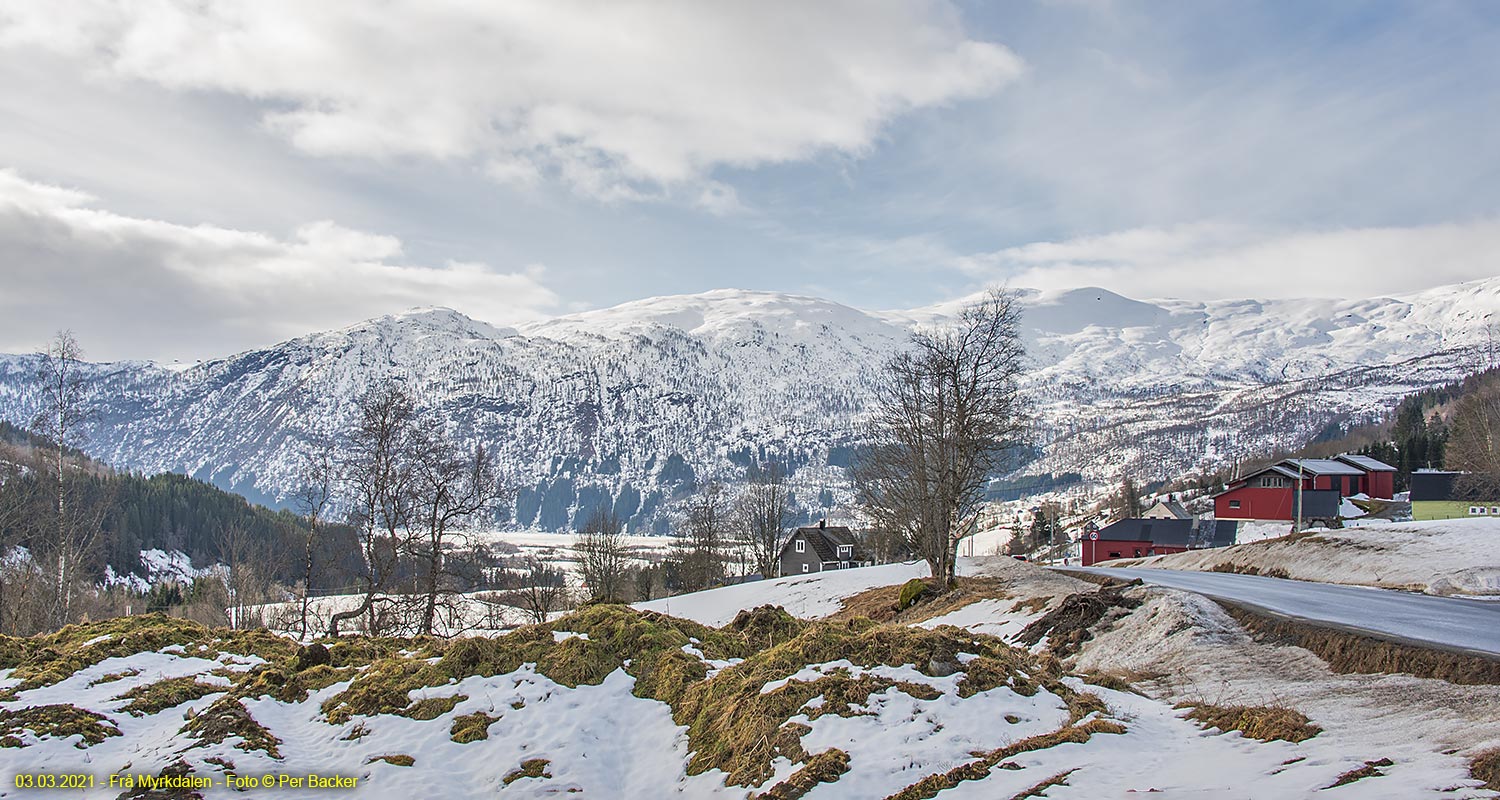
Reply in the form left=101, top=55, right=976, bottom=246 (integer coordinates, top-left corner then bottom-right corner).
left=1, top=0, right=1498, bottom=362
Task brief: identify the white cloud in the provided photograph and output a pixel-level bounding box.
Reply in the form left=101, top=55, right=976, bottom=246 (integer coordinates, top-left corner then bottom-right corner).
left=0, top=1, right=1021, bottom=202
left=0, top=170, right=559, bottom=361
left=969, top=220, right=1500, bottom=300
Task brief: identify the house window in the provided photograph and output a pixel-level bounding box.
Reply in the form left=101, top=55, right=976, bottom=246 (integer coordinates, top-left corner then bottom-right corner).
left=1471, top=506, right=1484, bottom=515
left=839, top=545, right=851, bottom=555
left=1490, top=507, right=1500, bottom=515
left=1229, top=500, right=1241, bottom=509
left=1260, top=476, right=1289, bottom=488
left=795, top=539, right=806, bottom=553
left=801, top=563, right=809, bottom=573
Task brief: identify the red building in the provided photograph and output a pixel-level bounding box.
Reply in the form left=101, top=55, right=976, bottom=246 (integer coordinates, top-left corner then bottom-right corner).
left=1081, top=518, right=1239, bottom=566
left=1213, top=454, right=1396, bottom=523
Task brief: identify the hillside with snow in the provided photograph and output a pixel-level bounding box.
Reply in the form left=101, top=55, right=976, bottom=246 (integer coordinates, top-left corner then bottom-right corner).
left=2, top=556, right=1496, bottom=798
left=1, top=280, right=1498, bottom=529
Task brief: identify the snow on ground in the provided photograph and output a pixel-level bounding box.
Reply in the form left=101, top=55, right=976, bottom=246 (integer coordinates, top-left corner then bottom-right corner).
left=636, top=561, right=929, bottom=626
left=3, top=557, right=1498, bottom=797
left=1110, top=516, right=1500, bottom=596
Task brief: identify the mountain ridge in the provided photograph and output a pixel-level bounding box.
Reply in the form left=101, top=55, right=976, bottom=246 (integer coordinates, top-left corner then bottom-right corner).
left=1, top=278, right=1497, bottom=531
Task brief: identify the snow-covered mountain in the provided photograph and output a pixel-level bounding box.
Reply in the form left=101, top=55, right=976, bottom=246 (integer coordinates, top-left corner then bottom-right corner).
left=1, top=280, right=1498, bottom=530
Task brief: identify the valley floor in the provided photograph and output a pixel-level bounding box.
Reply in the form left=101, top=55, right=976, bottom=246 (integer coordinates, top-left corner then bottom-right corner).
left=1, top=557, right=1496, bottom=798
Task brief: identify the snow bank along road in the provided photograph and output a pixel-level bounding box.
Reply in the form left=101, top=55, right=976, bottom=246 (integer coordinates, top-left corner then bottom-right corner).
left=1065, top=567, right=1500, bottom=658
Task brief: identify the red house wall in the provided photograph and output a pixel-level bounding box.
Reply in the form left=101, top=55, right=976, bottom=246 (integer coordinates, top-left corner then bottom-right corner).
left=1365, top=472, right=1394, bottom=499
left=1082, top=539, right=1189, bottom=566
left=1215, top=485, right=1297, bottom=521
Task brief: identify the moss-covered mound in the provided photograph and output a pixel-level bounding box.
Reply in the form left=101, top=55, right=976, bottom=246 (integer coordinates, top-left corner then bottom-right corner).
left=0, top=704, right=122, bottom=748
left=116, top=676, right=225, bottom=716
left=181, top=697, right=282, bottom=758
left=2, top=615, right=300, bottom=693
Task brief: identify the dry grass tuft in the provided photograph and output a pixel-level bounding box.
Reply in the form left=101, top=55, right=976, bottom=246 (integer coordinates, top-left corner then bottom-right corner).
left=369, top=754, right=416, bottom=767
left=503, top=758, right=551, bottom=784
left=1180, top=704, right=1321, bottom=743
left=755, top=748, right=851, bottom=800
left=834, top=577, right=1017, bottom=626
left=1470, top=748, right=1500, bottom=791
left=1325, top=758, right=1393, bottom=788
left=450, top=711, right=499, bottom=744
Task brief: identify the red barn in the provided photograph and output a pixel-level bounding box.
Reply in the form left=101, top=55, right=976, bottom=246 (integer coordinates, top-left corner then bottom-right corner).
left=1214, top=454, right=1395, bottom=523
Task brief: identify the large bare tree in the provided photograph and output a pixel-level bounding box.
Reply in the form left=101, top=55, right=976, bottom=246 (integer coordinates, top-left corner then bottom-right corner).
left=736, top=461, right=792, bottom=578
left=329, top=382, right=420, bottom=637
left=856, top=289, right=1027, bottom=590
left=409, top=419, right=504, bottom=635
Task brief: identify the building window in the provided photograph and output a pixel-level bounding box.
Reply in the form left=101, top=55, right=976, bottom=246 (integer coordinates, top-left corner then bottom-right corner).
left=795, top=539, right=806, bottom=553
left=1491, top=507, right=1500, bottom=515
left=1260, top=476, right=1289, bottom=488
left=1471, top=506, right=1484, bottom=515
left=839, top=545, right=851, bottom=555
left=1229, top=500, right=1241, bottom=509
left=801, top=563, right=809, bottom=573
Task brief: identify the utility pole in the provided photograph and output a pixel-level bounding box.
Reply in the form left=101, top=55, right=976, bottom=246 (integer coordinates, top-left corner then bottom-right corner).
left=1294, top=459, right=1305, bottom=534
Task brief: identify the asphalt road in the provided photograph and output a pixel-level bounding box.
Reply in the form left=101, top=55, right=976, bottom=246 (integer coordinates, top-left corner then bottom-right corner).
left=1063, top=566, right=1500, bottom=658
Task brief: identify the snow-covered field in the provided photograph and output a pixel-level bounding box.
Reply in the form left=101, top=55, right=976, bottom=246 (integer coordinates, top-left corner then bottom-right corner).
left=1104, top=516, right=1500, bottom=596
left=2, top=556, right=1497, bottom=798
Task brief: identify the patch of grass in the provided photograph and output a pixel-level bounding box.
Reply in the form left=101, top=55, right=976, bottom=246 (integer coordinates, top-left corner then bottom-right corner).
left=1325, top=758, right=1393, bottom=788
left=321, top=604, right=749, bottom=724
left=756, top=748, right=850, bottom=800
left=450, top=711, right=499, bottom=743
left=88, top=669, right=141, bottom=687
left=181, top=697, right=282, bottom=759
left=675, top=619, right=1056, bottom=787
left=884, top=719, right=1126, bottom=800
left=369, top=754, right=415, bottom=767
left=1078, top=671, right=1141, bottom=695
left=235, top=663, right=355, bottom=704
left=1470, top=749, right=1500, bottom=791
left=116, top=676, right=223, bottom=716
left=836, top=578, right=1018, bottom=626
left=1010, top=769, right=1076, bottom=799
left=0, top=704, right=122, bottom=747
left=503, top=758, right=551, bottom=784
left=1180, top=704, right=1321, bottom=743
left=1009, top=597, right=1048, bottom=615
left=405, top=694, right=466, bottom=720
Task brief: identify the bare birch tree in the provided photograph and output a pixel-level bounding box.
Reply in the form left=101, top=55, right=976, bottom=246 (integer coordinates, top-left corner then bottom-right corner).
left=855, top=289, right=1027, bottom=590
left=576, top=507, right=628, bottom=601
left=30, top=331, right=107, bottom=628
left=409, top=419, right=504, bottom=635
left=737, top=461, right=792, bottom=578
left=329, top=383, right=419, bottom=636
left=292, top=443, right=336, bottom=639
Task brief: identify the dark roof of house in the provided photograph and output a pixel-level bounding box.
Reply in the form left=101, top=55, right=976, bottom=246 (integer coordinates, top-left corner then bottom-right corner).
left=1409, top=471, right=1461, bottom=502
left=1096, top=518, right=1195, bottom=546
left=782, top=525, right=863, bottom=563
left=1335, top=454, right=1397, bottom=472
